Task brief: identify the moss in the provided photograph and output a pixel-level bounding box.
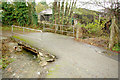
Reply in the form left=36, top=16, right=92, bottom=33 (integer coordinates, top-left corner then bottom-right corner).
left=12, top=36, right=34, bottom=44
left=47, top=64, right=61, bottom=77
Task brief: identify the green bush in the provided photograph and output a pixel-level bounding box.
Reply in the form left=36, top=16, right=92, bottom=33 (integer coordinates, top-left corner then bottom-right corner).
left=2, top=2, right=38, bottom=26
left=112, top=43, right=120, bottom=51
left=84, top=19, right=106, bottom=34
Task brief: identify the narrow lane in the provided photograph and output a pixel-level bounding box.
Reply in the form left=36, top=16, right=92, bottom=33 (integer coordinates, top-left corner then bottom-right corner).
left=15, top=32, right=118, bottom=78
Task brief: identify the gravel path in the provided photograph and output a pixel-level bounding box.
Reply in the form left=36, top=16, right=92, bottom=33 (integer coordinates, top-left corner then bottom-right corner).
left=13, top=32, right=118, bottom=78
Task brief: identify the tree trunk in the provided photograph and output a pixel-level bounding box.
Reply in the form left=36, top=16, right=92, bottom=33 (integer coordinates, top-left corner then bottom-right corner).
left=69, top=0, right=74, bottom=17
left=64, top=1, right=68, bottom=17
left=68, top=0, right=71, bottom=15
left=53, top=0, right=57, bottom=33
left=115, top=16, right=120, bottom=44
left=54, top=1, right=57, bottom=33
left=53, top=0, right=57, bottom=24
left=28, top=2, right=32, bottom=25
left=64, top=1, right=69, bottom=25
left=58, top=1, right=60, bottom=24
left=69, top=0, right=77, bottom=25
left=61, top=1, right=64, bottom=25
left=109, top=16, right=116, bottom=49
left=116, top=10, right=120, bottom=44
left=66, top=0, right=71, bottom=25
left=60, top=0, right=64, bottom=34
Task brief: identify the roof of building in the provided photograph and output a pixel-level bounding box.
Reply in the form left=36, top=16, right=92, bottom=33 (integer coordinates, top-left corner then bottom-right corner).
left=39, top=9, right=52, bottom=15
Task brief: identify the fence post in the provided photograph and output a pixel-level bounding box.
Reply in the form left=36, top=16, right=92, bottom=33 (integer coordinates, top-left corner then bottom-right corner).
left=76, top=25, right=79, bottom=40
left=55, top=24, right=58, bottom=33
left=12, top=25, right=13, bottom=33
left=23, top=27, right=24, bottom=33
left=11, top=25, right=13, bottom=36
left=73, top=25, right=75, bottom=37
left=62, top=25, right=63, bottom=34
left=43, top=23, right=45, bottom=31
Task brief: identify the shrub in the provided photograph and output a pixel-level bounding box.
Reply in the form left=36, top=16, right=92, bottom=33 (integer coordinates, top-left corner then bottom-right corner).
left=112, top=43, right=120, bottom=51
left=84, top=19, right=106, bottom=34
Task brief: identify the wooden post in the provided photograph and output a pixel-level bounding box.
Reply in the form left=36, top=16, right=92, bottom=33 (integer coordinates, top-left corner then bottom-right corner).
left=11, top=25, right=13, bottom=36
left=74, top=19, right=79, bottom=39
left=76, top=25, right=79, bottom=40
left=55, top=24, right=58, bottom=33
left=23, top=27, right=24, bottom=33
left=12, top=25, right=13, bottom=33
left=43, top=23, right=45, bottom=31
left=62, top=25, right=63, bottom=34
left=73, top=25, right=75, bottom=37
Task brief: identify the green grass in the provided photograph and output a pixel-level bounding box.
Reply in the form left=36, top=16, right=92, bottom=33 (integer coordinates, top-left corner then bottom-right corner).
left=2, top=26, right=11, bottom=31
left=47, top=64, right=60, bottom=77
left=1, top=55, right=15, bottom=69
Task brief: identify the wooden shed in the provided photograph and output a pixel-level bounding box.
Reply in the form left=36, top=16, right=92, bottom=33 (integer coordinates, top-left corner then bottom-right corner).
left=38, top=9, right=52, bottom=22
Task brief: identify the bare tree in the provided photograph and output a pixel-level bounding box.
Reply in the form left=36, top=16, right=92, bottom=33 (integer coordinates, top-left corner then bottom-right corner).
left=57, top=1, right=60, bottom=24
left=80, top=0, right=120, bottom=49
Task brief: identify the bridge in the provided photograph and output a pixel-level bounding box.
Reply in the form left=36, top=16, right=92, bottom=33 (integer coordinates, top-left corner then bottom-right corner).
left=11, top=25, right=118, bottom=78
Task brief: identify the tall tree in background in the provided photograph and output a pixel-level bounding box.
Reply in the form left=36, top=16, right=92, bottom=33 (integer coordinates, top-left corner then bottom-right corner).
left=60, top=0, right=64, bottom=33
left=31, top=1, right=38, bottom=25
left=13, top=1, right=30, bottom=26
left=64, top=1, right=68, bottom=17
left=64, top=1, right=68, bottom=24
left=2, top=2, right=14, bottom=25
left=2, top=0, right=38, bottom=26
left=66, top=0, right=71, bottom=24
left=57, top=1, right=60, bottom=24
left=53, top=0, right=57, bottom=24
left=69, top=0, right=77, bottom=25
left=85, top=0, right=120, bottom=49
left=27, top=0, right=38, bottom=26
left=0, top=1, right=2, bottom=22
left=51, top=0, right=77, bottom=33
left=60, top=0, right=64, bottom=25
left=108, top=1, right=120, bottom=49
left=35, top=2, right=48, bottom=13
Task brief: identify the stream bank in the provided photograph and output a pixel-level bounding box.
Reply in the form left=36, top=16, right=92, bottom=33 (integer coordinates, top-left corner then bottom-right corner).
left=1, top=32, right=55, bottom=78
left=2, top=49, right=49, bottom=78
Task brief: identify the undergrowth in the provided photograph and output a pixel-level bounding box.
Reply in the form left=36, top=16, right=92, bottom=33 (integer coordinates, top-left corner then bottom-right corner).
left=112, top=43, right=120, bottom=51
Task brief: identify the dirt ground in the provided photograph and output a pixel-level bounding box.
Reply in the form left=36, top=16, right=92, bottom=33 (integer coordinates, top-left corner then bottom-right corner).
left=1, top=31, right=52, bottom=78
left=2, top=49, right=49, bottom=78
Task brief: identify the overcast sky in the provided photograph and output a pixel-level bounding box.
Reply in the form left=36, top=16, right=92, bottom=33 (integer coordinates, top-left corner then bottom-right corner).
left=35, top=0, right=107, bottom=11
left=6, top=0, right=120, bottom=12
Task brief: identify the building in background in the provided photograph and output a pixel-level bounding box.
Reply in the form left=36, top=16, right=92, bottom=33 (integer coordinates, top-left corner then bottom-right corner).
left=38, top=9, right=52, bottom=22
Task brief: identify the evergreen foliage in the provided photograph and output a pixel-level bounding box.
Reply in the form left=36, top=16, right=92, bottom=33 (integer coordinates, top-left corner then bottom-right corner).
left=2, top=1, right=38, bottom=26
